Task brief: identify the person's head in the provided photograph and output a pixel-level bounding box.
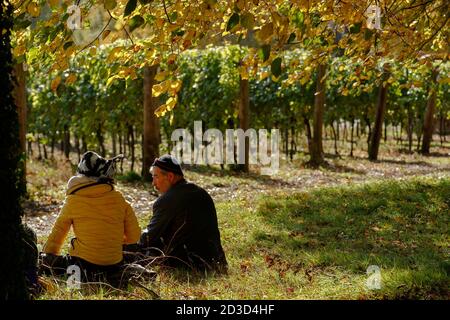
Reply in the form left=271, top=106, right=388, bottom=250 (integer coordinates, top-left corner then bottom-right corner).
left=77, top=151, right=124, bottom=182
left=150, top=155, right=184, bottom=194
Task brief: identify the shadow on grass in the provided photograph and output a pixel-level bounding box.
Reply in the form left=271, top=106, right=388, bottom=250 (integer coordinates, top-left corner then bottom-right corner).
left=349, top=155, right=437, bottom=167
left=250, top=177, right=450, bottom=298
left=183, top=164, right=299, bottom=188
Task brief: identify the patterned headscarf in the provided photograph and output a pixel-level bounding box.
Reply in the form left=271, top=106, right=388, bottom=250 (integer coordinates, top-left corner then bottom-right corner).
left=77, top=151, right=124, bottom=180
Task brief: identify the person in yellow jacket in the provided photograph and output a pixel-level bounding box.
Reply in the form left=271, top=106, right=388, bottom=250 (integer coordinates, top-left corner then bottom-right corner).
left=41, top=151, right=141, bottom=284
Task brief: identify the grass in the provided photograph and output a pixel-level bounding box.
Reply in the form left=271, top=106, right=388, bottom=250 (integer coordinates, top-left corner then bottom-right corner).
left=253, top=177, right=449, bottom=299
left=36, top=176, right=450, bottom=300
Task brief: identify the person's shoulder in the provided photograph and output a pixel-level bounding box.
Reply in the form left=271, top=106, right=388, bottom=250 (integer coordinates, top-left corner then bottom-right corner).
left=153, top=190, right=175, bottom=208
left=182, top=181, right=214, bottom=202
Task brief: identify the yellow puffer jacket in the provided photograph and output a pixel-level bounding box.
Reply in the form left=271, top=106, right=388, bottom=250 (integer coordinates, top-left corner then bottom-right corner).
left=43, top=177, right=141, bottom=266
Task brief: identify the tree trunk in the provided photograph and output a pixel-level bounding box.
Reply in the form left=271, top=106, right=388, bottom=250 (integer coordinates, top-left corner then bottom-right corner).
left=0, top=1, right=28, bottom=299
left=336, top=120, right=340, bottom=141
left=309, top=63, right=326, bottom=166
left=350, top=118, right=355, bottom=157
left=118, top=131, right=123, bottom=173
left=27, top=139, right=32, bottom=156
left=96, top=124, right=105, bottom=157
left=50, top=133, right=56, bottom=159
left=81, top=136, right=87, bottom=154
left=37, top=135, right=42, bottom=160
left=128, top=124, right=135, bottom=172
left=119, top=130, right=123, bottom=154
left=284, top=127, right=289, bottom=159
left=421, top=69, right=438, bottom=155
left=304, top=116, right=312, bottom=153
left=331, top=122, right=339, bottom=156
left=112, top=131, right=117, bottom=156
left=43, top=143, right=48, bottom=160
left=12, top=62, right=27, bottom=195
left=369, top=64, right=390, bottom=161
left=407, top=104, right=413, bottom=153
left=356, top=120, right=360, bottom=139
left=63, top=125, right=70, bottom=159
left=238, top=75, right=250, bottom=172
left=74, top=134, right=80, bottom=163
left=439, top=112, right=444, bottom=146
left=290, top=123, right=296, bottom=161
left=142, top=65, right=160, bottom=180
left=343, top=121, right=347, bottom=143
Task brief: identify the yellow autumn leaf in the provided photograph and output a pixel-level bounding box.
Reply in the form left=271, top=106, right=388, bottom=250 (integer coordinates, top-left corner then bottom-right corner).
left=118, top=67, right=134, bottom=78
left=259, top=71, right=269, bottom=81
left=438, top=76, right=450, bottom=84
left=257, top=23, right=273, bottom=42
left=89, top=47, right=97, bottom=56
left=167, top=53, right=177, bottom=65
left=156, top=18, right=165, bottom=28
left=170, top=79, right=182, bottom=92
left=155, top=71, right=168, bottom=82
left=106, top=75, right=120, bottom=87
left=166, top=96, right=177, bottom=111
left=107, top=47, right=122, bottom=63
left=152, top=80, right=170, bottom=97
left=51, top=76, right=61, bottom=92
left=65, top=73, right=77, bottom=85
left=271, top=12, right=282, bottom=27
left=236, top=0, right=245, bottom=11
left=300, top=75, right=310, bottom=85
left=48, top=0, right=59, bottom=8
left=239, top=66, right=249, bottom=80
left=341, top=88, right=349, bottom=96
left=27, top=2, right=40, bottom=17
left=102, top=30, right=111, bottom=40
left=155, top=104, right=168, bottom=117
left=13, top=45, right=26, bottom=57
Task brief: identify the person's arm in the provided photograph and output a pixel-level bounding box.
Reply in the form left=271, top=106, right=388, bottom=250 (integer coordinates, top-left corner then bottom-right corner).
left=43, top=200, right=72, bottom=255
left=139, top=197, right=173, bottom=250
left=123, top=202, right=141, bottom=244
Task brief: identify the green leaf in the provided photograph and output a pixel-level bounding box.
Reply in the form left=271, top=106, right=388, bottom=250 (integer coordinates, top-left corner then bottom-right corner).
left=287, top=32, right=296, bottom=44
left=226, top=13, right=240, bottom=31
left=258, top=44, right=270, bottom=62
left=364, top=28, right=374, bottom=40
left=104, top=0, right=117, bottom=11
left=271, top=57, right=282, bottom=78
left=63, top=41, right=74, bottom=50
left=139, top=0, right=152, bottom=4
left=350, top=22, right=362, bottom=34
left=292, top=10, right=304, bottom=28
left=124, top=0, right=137, bottom=17
left=129, top=15, right=145, bottom=32
left=169, top=11, right=178, bottom=22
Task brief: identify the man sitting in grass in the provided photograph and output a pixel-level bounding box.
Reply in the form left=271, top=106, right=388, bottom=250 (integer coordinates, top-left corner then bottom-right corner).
left=138, top=155, right=227, bottom=273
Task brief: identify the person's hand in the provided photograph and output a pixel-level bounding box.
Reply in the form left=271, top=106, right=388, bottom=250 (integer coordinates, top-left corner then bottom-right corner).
left=39, top=252, right=59, bottom=267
